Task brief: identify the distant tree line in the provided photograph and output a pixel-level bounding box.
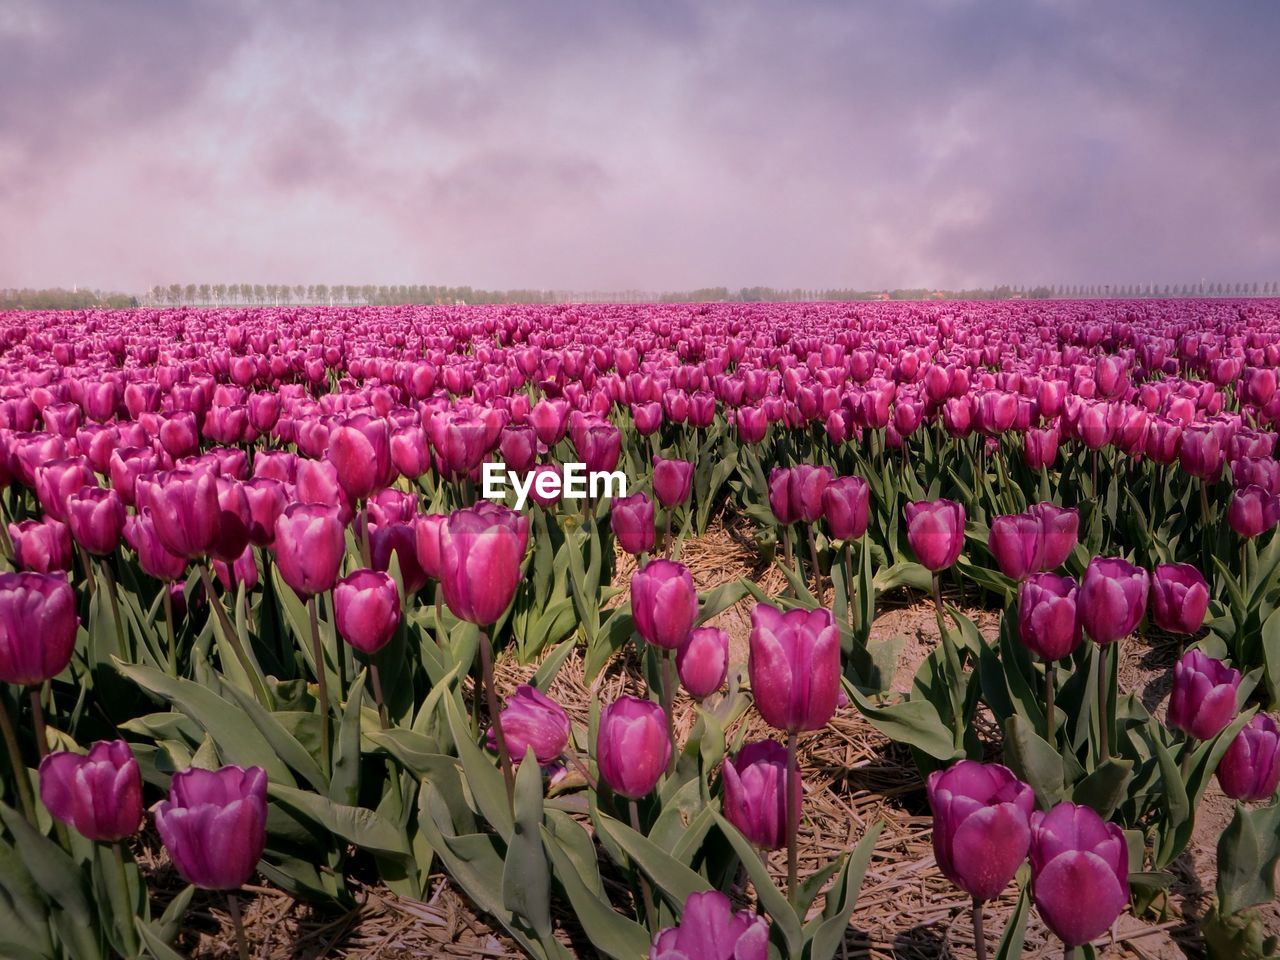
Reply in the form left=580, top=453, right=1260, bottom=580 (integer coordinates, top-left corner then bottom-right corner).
left=0, top=288, right=139, bottom=310
left=3, top=281, right=1279, bottom=312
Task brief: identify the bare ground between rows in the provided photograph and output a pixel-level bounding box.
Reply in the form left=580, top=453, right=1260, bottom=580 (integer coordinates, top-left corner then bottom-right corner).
left=152, top=516, right=1271, bottom=958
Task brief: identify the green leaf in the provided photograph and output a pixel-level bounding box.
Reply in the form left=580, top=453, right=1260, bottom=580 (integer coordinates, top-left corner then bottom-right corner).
left=503, top=750, right=553, bottom=940
left=330, top=669, right=367, bottom=805
left=443, top=692, right=514, bottom=841
left=542, top=825, right=650, bottom=960
left=268, top=783, right=409, bottom=859
left=135, top=921, right=187, bottom=960
left=1002, top=715, right=1066, bottom=809
left=1072, top=758, right=1134, bottom=819
left=712, top=810, right=802, bottom=956
left=845, top=679, right=963, bottom=762
left=994, top=878, right=1031, bottom=960
left=1217, top=802, right=1280, bottom=916
left=804, top=822, right=882, bottom=960
left=595, top=813, right=709, bottom=913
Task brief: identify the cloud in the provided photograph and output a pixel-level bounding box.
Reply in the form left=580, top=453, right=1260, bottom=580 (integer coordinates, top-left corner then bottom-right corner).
left=0, top=0, right=1276, bottom=292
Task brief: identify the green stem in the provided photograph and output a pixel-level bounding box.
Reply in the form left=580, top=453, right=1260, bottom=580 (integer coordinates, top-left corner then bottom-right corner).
left=198, top=564, right=268, bottom=705
left=100, top=559, right=127, bottom=656
left=973, top=896, right=987, bottom=960
left=227, top=892, right=250, bottom=960
left=162, top=581, right=178, bottom=677
left=29, top=687, right=49, bottom=761
left=1044, top=657, right=1056, bottom=744
left=786, top=730, right=800, bottom=905
left=806, top=524, right=822, bottom=602
left=307, top=596, right=332, bottom=775
left=0, top=692, right=36, bottom=824
left=1098, top=644, right=1110, bottom=763
left=111, top=842, right=140, bottom=958
left=661, top=650, right=677, bottom=776
left=628, top=798, right=658, bottom=931
left=480, top=624, right=515, bottom=808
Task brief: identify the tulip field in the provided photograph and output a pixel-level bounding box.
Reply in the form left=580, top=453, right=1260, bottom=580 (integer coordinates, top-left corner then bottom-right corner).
left=3, top=298, right=1280, bottom=960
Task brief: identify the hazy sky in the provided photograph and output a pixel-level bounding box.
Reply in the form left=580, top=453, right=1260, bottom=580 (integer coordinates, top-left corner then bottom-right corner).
left=2, top=0, right=1277, bottom=293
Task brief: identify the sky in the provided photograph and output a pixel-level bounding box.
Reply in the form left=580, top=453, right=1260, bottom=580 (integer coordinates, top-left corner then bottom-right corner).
left=1, top=0, right=1277, bottom=294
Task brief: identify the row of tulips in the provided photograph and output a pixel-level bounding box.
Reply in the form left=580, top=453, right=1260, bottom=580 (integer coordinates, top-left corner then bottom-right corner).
left=2, top=299, right=1280, bottom=960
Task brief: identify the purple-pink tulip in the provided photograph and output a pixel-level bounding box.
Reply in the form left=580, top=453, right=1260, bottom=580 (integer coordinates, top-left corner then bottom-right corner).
left=1017, top=573, right=1082, bottom=661
left=1029, top=802, right=1129, bottom=948
left=676, top=626, right=729, bottom=699
left=1149, top=563, right=1209, bottom=635
left=631, top=559, right=698, bottom=651
left=0, top=572, right=79, bottom=686
left=649, top=890, right=768, bottom=960
left=1167, top=649, right=1241, bottom=741
left=39, top=740, right=142, bottom=842
left=334, top=569, right=401, bottom=655
left=153, top=765, right=268, bottom=890
left=905, top=499, right=966, bottom=572
left=273, top=502, right=345, bottom=597
left=721, top=740, right=796, bottom=851
left=1078, top=557, right=1149, bottom=644
left=1216, top=714, right=1280, bottom=802
left=487, top=685, right=571, bottom=767
left=597, top=696, right=671, bottom=799
left=748, top=603, right=840, bottom=733
left=436, top=503, right=529, bottom=626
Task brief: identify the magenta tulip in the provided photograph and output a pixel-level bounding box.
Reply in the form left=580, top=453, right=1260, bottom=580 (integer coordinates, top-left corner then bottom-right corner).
left=988, top=513, right=1043, bottom=582
left=1029, top=503, right=1079, bottom=571
left=649, top=890, right=768, bottom=960
left=65, top=486, right=126, bottom=556
left=906, top=499, right=966, bottom=572
left=652, top=457, right=694, bottom=508
left=748, top=603, right=840, bottom=733
left=334, top=569, right=401, bottom=655
left=631, top=559, right=698, bottom=651
left=927, top=760, right=1035, bottom=902
left=0, top=572, right=79, bottom=686
left=1216, top=714, right=1280, bottom=802
left=147, top=468, right=220, bottom=559
left=487, top=685, right=570, bottom=767
left=721, top=740, right=796, bottom=851
left=1167, top=649, right=1241, bottom=741
left=676, top=626, right=729, bottom=699
left=1150, top=563, right=1209, bottom=635
left=10, top=518, right=73, bottom=574
left=124, top=511, right=188, bottom=581
left=1029, top=802, right=1129, bottom=948
left=1078, top=557, right=1149, bottom=644
left=273, top=503, right=345, bottom=597
left=597, top=696, right=671, bottom=799
left=1228, top=484, right=1279, bottom=539
left=39, top=740, right=142, bottom=842
left=437, top=503, right=529, bottom=626
left=153, top=765, right=268, bottom=890
left=822, top=475, right=870, bottom=541
left=611, top=492, right=656, bottom=556
left=1017, top=573, right=1082, bottom=661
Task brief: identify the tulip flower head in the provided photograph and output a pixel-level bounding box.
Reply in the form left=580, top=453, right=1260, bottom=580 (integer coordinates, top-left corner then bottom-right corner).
left=597, top=696, right=671, bottom=799
left=334, top=569, right=401, bottom=655
left=1216, top=713, right=1280, bottom=802
left=487, top=684, right=571, bottom=767
left=927, top=760, right=1035, bottom=902
left=1149, top=563, right=1209, bottom=635
left=0, top=571, right=79, bottom=686
left=822, top=475, right=870, bottom=541
left=721, top=740, right=796, bottom=851
left=905, top=499, right=966, bottom=572
left=748, top=603, right=840, bottom=733
left=611, top=491, right=657, bottom=556
left=273, top=502, right=346, bottom=597
left=1167, top=649, right=1241, bottom=741
left=652, top=457, right=694, bottom=508
left=1078, top=557, right=1149, bottom=644
left=630, top=559, right=698, bottom=651
left=39, top=740, right=143, bottom=842
left=649, top=890, right=768, bottom=960
left=436, top=502, right=529, bottom=626
left=1017, top=573, right=1082, bottom=661
left=676, top=626, right=729, bottom=699
left=1029, top=802, right=1129, bottom=948
left=153, top=765, right=268, bottom=890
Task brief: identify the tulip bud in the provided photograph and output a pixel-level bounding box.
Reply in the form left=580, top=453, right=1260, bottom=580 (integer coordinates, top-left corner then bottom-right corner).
left=927, top=760, right=1034, bottom=902
left=649, top=890, right=769, bottom=960
left=9, top=518, right=73, bottom=574
left=273, top=503, right=345, bottom=597
left=1149, top=563, right=1209, bottom=635
left=1228, top=484, right=1279, bottom=539
left=597, top=696, right=671, bottom=799
left=1023, top=427, right=1060, bottom=470
left=822, top=475, right=870, bottom=541
left=767, top=467, right=796, bottom=525
left=147, top=468, right=220, bottom=558
left=35, top=457, right=97, bottom=522
left=1029, top=802, right=1129, bottom=948
left=905, top=499, right=966, bottom=572
left=1028, top=503, right=1078, bottom=571
left=124, top=511, right=188, bottom=581
left=39, top=740, right=142, bottom=842
left=676, top=626, right=729, bottom=699
left=988, top=513, right=1043, bottom=582
left=153, top=765, right=268, bottom=890
left=413, top=513, right=446, bottom=581
left=631, top=559, right=698, bottom=650
left=437, top=503, right=529, bottom=625
left=1078, top=557, right=1149, bottom=644
left=334, top=569, right=401, bottom=655
left=788, top=464, right=834, bottom=524
left=652, top=457, right=694, bottom=508
left=748, top=603, right=840, bottom=733
left=611, top=492, right=656, bottom=556
left=487, top=685, right=571, bottom=767
left=390, top=425, right=431, bottom=479
left=1017, top=573, right=1082, bottom=661
left=369, top=521, right=428, bottom=593
left=721, top=740, right=796, bottom=851
left=65, top=486, right=126, bottom=557
left=1216, top=713, right=1280, bottom=802
left=0, top=572, right=79, bottom=686
left=1168, top=649, right=1241, bottom=741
